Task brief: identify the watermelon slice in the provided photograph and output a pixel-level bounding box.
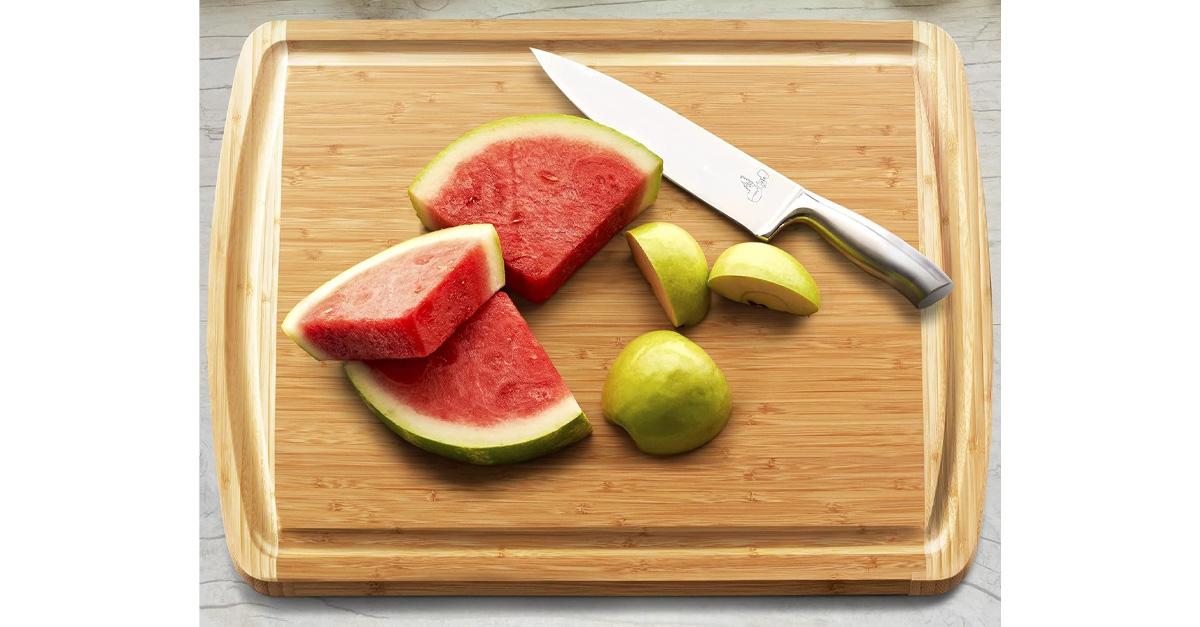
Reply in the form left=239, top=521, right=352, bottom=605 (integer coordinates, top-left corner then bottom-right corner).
left=281, top=224, right=505, bottom=361
left=408, top=114, right=663, bottom=302
left=345, top=292, right=591, bottom=465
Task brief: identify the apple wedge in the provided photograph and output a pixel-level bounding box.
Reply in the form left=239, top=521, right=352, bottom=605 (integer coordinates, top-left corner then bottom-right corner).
left=708, top=242, right=821, bottom=316
left=625, top=222, right=711, bottom=327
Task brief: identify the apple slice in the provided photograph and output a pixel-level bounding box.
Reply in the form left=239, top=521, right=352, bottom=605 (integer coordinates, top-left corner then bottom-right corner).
left=708, top=242, right=821, bottom=316
left=625, top=222, right=710, bottom=327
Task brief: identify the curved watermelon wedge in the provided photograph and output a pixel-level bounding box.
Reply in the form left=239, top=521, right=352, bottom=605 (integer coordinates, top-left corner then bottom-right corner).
left=409, top=114, right=663, bottom=302
left=345, top=292, right=591, bottom=465
left=281, top=224, right=504, bottom=361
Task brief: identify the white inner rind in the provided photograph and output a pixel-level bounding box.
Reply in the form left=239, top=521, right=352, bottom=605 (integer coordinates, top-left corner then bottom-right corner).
left=346, top=361, right=584, bottom=448
left=280, top=224, right=505, bottom=360
left=410, top=115, right=662, bottom=211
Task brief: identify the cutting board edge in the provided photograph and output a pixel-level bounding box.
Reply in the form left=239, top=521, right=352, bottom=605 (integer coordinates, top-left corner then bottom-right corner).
left=207, top=20, right=289, bottom=583
left=913, top=20, right=993, bottom=587
left=232, top=560, right=944, bottom=596
left=205, top=19, right=993, bottom=596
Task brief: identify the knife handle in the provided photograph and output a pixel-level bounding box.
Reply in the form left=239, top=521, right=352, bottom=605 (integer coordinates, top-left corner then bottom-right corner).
left=770, top=190, right=953, bottom=308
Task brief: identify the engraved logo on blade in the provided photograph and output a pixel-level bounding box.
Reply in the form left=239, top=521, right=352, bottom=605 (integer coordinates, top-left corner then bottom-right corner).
left=740, top=170, right=768, bottom=202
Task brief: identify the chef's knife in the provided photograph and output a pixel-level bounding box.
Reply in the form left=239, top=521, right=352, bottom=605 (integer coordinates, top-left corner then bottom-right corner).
left=531, top=48, right=952, bottom=309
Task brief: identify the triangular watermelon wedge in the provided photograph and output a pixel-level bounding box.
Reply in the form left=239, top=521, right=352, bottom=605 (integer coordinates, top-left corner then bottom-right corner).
left=345, top=292, right=591, bottom=465
left=408, top=114, right=663, bottom=302
left=282, top=224, right=505, bottom=361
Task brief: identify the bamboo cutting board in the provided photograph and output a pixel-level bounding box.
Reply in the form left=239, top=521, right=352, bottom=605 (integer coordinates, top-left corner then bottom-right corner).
left=207, top=20, right=991, bottom=596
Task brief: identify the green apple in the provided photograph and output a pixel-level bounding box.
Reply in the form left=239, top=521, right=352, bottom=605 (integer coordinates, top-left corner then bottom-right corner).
left=602, top=330, right=732, bottom=455
left=625, top=222, right=711, bottom=327
left=708, top=242, right=821, bottom=316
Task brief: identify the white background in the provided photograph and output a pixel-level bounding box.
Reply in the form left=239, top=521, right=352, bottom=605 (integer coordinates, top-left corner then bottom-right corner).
left=1, top=0, right=1197, bottom=624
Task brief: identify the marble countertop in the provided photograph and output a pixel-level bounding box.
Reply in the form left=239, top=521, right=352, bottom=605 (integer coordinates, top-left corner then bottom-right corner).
left=200, top=1, right=1001, bottom=624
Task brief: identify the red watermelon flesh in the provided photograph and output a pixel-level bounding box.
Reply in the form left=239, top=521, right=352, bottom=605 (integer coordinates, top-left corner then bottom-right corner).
left=355, top=292, right=569, bottom=425
left=282, top=224, right=505, bottom=361
left=409, top=115, right=662, bottom=302
left=345, top=292, right=591, bottom=465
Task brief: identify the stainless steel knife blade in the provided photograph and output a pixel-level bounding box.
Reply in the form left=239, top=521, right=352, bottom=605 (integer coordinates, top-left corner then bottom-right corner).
left=531, top=48, right=953, bottom=308
left=530, top=48, right=802, bottom=239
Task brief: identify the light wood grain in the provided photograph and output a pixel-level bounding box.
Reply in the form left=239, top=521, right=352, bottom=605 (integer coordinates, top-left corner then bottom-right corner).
left=207, top=19, right=990, bottom=596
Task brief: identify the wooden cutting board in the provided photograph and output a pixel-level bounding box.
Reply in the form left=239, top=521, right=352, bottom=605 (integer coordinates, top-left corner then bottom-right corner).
left=207, top=20, right=991, bottom=596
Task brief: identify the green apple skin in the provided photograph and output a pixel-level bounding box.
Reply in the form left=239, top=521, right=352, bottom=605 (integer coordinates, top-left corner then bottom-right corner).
left=602, top=330, right=732, bottom=455
left=625, top=222, right=711, bottom=327
left=708, top=242, right=821, bottom=316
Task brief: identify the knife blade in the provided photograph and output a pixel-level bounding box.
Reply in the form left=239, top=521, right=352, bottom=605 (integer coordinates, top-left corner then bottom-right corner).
left=531, top=48, right=953, bottom=309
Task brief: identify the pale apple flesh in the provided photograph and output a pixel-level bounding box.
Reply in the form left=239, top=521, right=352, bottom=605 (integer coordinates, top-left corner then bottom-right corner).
left=707, top=274, right=819, bottom=315
left=707, top=242, right=821, bottom=316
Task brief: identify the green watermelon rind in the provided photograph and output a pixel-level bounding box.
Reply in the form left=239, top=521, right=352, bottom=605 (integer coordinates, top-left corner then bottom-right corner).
left=344, top=362, right=593, bottom=465
left=407, top=114, right=664, bottom=230
left=281, top=224, right=505, bottom=361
